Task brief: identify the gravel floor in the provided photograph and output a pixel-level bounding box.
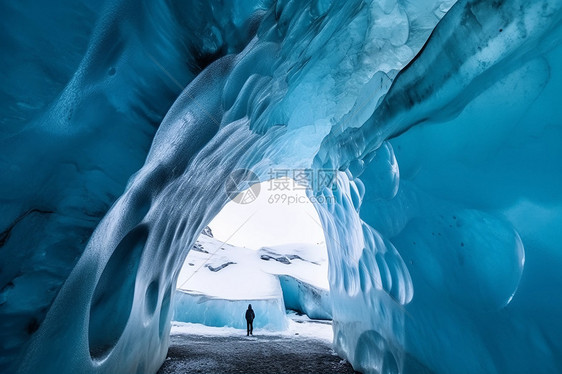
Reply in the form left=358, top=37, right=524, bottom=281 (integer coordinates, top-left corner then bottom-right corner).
left=158, top=332, right=358, bottom=373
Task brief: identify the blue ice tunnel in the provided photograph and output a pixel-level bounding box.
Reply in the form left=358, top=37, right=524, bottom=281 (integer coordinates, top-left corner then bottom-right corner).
left=1, top=0, right=562, bottom=373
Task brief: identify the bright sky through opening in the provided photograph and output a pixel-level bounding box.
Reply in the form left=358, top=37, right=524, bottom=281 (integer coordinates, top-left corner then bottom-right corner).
left=209, top=178, right=326, bottom=249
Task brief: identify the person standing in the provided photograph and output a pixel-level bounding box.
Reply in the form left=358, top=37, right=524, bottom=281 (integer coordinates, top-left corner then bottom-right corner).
left=245, top=304, right=255, bottom=336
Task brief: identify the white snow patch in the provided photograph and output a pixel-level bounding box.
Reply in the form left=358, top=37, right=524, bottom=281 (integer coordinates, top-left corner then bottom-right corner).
left=173, top=234, right=332, bottom=328
left=176, top=235, right=329, bottom=297
left=170, top=311, right=334, bottom=343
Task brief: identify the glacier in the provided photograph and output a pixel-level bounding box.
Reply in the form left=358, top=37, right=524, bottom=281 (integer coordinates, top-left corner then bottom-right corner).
left=173, top=233, right=331, bottom=330
left=1, top=0, right=562, bottom=373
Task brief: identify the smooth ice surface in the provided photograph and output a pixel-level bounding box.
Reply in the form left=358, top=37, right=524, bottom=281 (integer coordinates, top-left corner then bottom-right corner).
left=174, top=292, right=289, bottom=331
left=2, top=0, right=562, bottom=373
left=171, top=310, right=334, bottom=343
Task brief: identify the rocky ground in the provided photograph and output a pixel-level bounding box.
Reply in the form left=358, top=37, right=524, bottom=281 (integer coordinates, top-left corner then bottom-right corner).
left=158, top=328, right=357, bottom=373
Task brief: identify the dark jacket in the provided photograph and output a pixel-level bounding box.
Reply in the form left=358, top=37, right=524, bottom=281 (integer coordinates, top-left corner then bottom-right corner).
left=245, top=307, right=255, bottom=322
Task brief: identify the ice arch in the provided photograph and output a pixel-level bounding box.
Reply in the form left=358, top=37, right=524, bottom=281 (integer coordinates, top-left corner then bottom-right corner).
left=172, top=178, right=331, bottom=330
left=1, top=0, right=562, bottom=373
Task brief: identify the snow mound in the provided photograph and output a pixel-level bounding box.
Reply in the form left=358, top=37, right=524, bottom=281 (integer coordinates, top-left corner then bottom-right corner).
left=173, top=235, right=331, bottom=328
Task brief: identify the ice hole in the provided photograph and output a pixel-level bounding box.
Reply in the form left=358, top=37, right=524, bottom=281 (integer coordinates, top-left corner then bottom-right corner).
left=88, top=225, right=148, bottom=360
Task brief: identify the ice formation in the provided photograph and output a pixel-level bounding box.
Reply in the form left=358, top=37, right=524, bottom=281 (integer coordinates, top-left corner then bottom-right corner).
left=1, top=0, right=562, bottom=373
left=173, top=234, right=330, bottom=329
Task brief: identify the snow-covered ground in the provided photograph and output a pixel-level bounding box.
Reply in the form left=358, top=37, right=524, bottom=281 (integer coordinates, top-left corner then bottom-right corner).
left=173, top=231, right=331, bottom=330
left=171, top=311, right=333, bottom=342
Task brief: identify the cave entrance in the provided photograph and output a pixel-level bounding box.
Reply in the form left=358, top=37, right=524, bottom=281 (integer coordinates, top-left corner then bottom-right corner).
left=173, top=176, right=332, bottom=334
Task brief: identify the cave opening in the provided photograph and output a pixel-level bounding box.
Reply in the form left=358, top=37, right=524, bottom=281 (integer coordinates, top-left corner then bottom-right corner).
left=154, top=177, right=360, bottom=373
left=173, top=176, right=331, bottom=331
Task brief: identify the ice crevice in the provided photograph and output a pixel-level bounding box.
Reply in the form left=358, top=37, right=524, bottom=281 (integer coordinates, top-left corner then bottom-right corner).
left=1, top=0, right=562, bottom=373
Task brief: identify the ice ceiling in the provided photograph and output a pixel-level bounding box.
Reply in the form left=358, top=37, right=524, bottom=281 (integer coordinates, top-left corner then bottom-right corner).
left=1, top=0, right=562, bottom=373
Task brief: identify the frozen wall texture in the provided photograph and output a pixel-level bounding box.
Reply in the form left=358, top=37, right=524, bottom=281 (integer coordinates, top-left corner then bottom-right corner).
left=1, top=0, right=561, bottom=373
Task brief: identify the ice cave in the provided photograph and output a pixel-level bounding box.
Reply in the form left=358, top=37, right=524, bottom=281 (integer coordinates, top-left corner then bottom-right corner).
left=1, top=0, right=562, bottom=373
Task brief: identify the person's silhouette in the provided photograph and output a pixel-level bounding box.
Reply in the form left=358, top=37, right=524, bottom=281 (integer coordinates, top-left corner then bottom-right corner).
left=245, top=304, right=255, bottom=336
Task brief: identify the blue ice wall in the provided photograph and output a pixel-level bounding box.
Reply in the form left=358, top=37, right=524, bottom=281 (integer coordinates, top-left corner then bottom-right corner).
left=173, top=291, right=289, bottom=331
left=383, top=40, right=562, bottom=374
left=1, top=0, right=561, bottom=373
left=0, top=0, right=267, bottom=370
